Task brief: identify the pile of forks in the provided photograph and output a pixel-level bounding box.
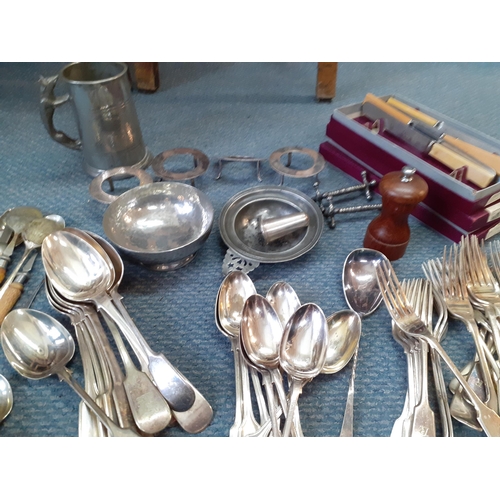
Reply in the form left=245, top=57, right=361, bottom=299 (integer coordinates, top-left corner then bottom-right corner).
left=377, top=234, right=500, bottom=437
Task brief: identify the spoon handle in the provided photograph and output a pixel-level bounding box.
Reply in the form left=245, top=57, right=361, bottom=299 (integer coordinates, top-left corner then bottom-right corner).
left=229, top=337, right=244, bottom=436
left=339, top=345, right=358, bottom=437
left=57, top=367, right=140, bottom=437
left=105, top=293, right=213, bottom=433
left=262, top=371, right=281, bottom=437
left=96, top=293, right=196, bottom=412
left=419, top=333, right=500, bottom=437
left=84, top=312, right=137, bottom=431
left=101, top=310, right=173, bottom=435
left=250, top=366, right=269, bottom=424
left=282, top=378, right=305, bottom=438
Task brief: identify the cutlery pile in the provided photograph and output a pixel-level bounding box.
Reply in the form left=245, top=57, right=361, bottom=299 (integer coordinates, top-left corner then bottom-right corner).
left=216, top=271, right=360, bottom=437
left=2, top=227, right=213, bottom=437
left=377, top=234, right=500, bottom=437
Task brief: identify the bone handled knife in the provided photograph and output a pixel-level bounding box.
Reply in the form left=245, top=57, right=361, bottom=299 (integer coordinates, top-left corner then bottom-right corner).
left=387, top=96, right=500, bottom=175
left=387, top=96, right=443, bottom=127
left=0, top=253, right=37, bottom=324
left=362, top=93, right=497, bottom=188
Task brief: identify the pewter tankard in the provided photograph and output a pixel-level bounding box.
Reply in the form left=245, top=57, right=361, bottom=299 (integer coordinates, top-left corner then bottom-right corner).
left=39, top=62, right=152, bottom=177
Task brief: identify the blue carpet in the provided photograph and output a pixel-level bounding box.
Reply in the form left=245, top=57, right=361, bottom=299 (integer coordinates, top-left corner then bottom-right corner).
left=1, top=62, right=499, bottom=437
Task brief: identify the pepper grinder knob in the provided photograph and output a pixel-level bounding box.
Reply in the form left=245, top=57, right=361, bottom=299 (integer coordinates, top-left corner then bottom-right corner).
left=363, top=165, right=428, bottom=261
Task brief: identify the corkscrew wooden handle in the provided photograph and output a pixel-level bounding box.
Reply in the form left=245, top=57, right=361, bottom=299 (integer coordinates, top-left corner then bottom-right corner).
left=0, top=282, right=23, bottom=324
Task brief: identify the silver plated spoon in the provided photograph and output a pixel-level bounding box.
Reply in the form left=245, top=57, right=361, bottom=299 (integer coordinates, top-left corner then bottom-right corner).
left=280, top=303, right=328, bottom=437
left=266, top=281, right=303, bottom=436
left=2, top=206, right=43, bottom=246
left=217, top=271, right=260, bottom=437
left=0, top=309, right=139, bottom=437
left=266, top=281, right=301, bottom=330
left=340, top=248, right=387, bottom=436
left=241, top=294, right=285, bottom=437
left=322, top=310, right=362, bottom=375
left=0, top=373, right=13, bottom=423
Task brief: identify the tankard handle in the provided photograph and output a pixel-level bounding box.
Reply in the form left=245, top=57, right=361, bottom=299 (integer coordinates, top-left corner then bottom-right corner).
left=39, top=74, right=82, bottom=150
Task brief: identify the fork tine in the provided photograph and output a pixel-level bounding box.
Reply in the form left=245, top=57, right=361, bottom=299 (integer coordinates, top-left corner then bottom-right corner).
left=376, top=261, right=401, bottom=319
left=422, top=258, right=440, bottom=291
left=461, top=235, right=476, bottom=284
left=456, top=242, right=467, bottom=299
left=412, top=279, right=423, bottom=319
left=385, top=261, right=414, bottom=316
left=489, top=240, right=500, bottom=281
left=442, top=245, right=453, bottom=299
left=468, top=235, right=491, bottom=285
left=475, top=236, right=495, bottom=282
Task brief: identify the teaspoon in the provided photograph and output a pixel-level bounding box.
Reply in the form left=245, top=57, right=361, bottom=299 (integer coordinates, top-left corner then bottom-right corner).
left=217, top=271, right=260, bottom=437
left=266, top=281, right=303, bottom=435
left=322, top=310, right=362, bottom=375
left=280, top=303, right=328, bottom=437
left=240, top=294, right=285, bottom=437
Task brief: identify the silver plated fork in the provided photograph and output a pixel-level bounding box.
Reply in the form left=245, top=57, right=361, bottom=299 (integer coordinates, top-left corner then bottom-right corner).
left=440, top=243, right=498, bottom=412
left=376, top=259, right=500, bottom=437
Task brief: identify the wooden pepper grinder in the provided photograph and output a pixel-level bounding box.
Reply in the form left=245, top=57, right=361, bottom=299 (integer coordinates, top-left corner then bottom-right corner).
left=363, top=166, right=428, bottom=261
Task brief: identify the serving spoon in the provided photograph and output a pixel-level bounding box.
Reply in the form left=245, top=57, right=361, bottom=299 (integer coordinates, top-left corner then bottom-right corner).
left=340, top=248, right=386, bottom=436
left=0, top=374, right=13, bottom=423
left=0, top=309, right=139, bottom=437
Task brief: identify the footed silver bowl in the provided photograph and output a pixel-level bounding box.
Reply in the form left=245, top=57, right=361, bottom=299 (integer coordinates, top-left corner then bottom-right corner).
left=101, top=182, right=214, bottom=271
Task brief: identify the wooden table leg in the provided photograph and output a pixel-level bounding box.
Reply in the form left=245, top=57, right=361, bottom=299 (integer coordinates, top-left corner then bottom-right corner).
left=316, top=62, right=338, bottom=101
left=128, top=63, right=160, bottom=93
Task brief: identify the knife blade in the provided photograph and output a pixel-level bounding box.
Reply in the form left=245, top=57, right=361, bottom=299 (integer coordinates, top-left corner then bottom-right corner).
left=0, top=226, right=13, bottom=256
left=387, top=96, right=500, bottom=175
left=0, top=231, right=17, bottom=284
left=362, top=93, right=497, bottom=188
left=0, top=252, right=38, bottom=324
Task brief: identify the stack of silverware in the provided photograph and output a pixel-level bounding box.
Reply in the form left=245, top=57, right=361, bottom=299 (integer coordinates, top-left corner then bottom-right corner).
left=215, top=270, right=363, bottom=437
left=0, top=228, right=213, bottom=437
left=376, top=234, right=500, bottom=437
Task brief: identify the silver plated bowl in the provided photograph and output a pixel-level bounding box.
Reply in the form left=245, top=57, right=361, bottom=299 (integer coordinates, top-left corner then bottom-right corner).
left=101, top=182, right=214, bottom=271
left=219, top=185, right=323, bottom=264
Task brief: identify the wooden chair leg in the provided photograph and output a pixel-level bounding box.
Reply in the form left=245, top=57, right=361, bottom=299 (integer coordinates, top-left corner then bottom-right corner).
left=128, top=63, right=160, bottom=93
left=316, top=62, right=338, bottom=101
